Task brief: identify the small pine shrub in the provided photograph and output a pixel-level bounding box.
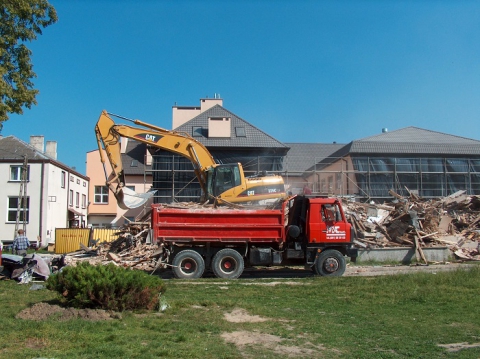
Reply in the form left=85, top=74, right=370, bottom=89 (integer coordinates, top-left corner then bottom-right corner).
left=46, top=262, right=166, bottom=311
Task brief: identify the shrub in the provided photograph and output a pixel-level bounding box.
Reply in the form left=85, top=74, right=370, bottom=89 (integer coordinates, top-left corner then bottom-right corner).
left=46, top=262, right=166, bottom=311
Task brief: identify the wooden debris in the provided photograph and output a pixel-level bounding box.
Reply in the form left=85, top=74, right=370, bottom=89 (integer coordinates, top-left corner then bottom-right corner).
left=343, top=192, right=480, bottom=261
left=61, top=200, right=280, bottom=270
left=64, top=194, right=480, bottom=270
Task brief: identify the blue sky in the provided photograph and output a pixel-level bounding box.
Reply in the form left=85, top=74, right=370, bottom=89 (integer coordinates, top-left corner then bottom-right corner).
left=3, top=0, right=480, bottom=175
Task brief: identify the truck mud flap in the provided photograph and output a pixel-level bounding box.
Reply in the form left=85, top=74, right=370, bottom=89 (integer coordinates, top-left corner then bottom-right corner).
left=345, top=247, right=358, bottom=258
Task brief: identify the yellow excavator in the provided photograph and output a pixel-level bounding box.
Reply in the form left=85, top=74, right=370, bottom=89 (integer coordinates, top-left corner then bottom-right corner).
left=95, top=110, right=286, bottom=209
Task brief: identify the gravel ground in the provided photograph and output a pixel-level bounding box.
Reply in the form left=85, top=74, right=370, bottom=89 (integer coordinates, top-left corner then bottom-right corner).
left=236, top=262, right=479, bottom=279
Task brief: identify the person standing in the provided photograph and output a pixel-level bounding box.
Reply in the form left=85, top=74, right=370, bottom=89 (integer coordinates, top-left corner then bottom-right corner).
left=12, top=229, right=30, bottom=256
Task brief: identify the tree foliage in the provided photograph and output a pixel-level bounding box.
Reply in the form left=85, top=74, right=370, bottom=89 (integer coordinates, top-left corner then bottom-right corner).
left=0, top=0, right=57, bottom=126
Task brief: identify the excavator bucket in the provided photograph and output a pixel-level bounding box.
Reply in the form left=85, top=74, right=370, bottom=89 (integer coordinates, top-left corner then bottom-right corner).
left=115, top=187, right=156, bottom=210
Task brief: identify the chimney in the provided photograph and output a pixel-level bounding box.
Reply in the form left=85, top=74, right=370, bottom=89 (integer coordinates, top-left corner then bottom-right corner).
left=46, top=141, right=57, bottom=160
left=30, top=135, right=44, bottom=152
left=120, top=138, right=128, bottom=154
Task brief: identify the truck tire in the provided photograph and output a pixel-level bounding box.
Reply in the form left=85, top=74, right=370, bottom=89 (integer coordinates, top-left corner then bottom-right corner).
left=314, top=249, right=346, bottom=277
left=211, top=249, right=244, bottom=279
left=172, top=250, right=205, bottom=279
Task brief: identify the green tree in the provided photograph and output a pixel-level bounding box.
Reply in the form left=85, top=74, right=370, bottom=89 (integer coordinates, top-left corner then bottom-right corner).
left=0, top=0, right=57, bottom=128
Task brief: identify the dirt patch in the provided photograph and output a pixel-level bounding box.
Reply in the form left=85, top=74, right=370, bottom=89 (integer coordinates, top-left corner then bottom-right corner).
left=16, top=302, right=120, bottom=321
left=224, top=308, right=268, bottom=323
left=438, top=342, right=480, bottom=352
left=221, top=330, right=324, bottom=357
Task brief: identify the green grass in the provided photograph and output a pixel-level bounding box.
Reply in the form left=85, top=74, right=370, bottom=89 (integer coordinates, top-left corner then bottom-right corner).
left=0, top=267, right=479, bottom=358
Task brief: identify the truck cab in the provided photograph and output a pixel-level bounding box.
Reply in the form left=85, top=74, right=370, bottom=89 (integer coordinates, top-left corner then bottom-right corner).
left=307, top=199, right=351, bottom=244
left=285, top=196, right=357, bottom=275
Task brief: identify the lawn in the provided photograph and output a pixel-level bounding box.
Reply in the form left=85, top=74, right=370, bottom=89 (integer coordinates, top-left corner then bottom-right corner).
left=0, top=266, right=479, bottom=359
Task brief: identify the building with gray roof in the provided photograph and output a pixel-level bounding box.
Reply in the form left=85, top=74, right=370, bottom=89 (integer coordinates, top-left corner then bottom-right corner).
left=304, top=127, right=480, bottom=201
left=0, top=135, right=89, bottom=245
left=118, top=97, right=480, bottom=205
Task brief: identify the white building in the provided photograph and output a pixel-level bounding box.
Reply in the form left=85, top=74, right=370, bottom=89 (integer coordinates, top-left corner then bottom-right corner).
left=0, top=135, right=89, bottom=247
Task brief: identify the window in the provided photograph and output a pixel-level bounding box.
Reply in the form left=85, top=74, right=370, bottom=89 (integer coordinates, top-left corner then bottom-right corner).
left=70, top=176, right=74, bottom=182
left=75, top=192, right=80, bottom=208
left=82, top=194, right=86, bottom=208
left=83, top=181, right=86, bottom=187
left=7, top=197, right=29, bottom=222
left=321, top=204, right=341, bottom=222
left=94, top=186, right=109, bottom=204
left=193, top=126, right=204, bottom=137
left=328, top=176, right=333, bottom=192
left=320, top=179, right=326, bottom=193
left=61, top=171, right=66, bottom=188
left=131, top=160, right=138, bottom=167
left=336, top=173, right=342, bottom=190
left=10, top=165, right=29, bottom=181
left=235, top=127, right=246, bottom=137
left=69, top=190, right=73, bottom=206
left=77, top=179, right=80, bottom=184
left=211, top=165, right=242, bottom=196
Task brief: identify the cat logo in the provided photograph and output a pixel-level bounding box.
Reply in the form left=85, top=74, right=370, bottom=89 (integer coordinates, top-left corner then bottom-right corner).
left=135, top=133, right=162, bottom=143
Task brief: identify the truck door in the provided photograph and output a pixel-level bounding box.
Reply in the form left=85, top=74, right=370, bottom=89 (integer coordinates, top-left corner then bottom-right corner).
left=309, top=202, right=349, bottom=243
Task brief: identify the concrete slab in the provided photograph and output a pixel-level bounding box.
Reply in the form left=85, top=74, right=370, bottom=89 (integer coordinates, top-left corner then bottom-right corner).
left=356, top=247, right=451, bottom=263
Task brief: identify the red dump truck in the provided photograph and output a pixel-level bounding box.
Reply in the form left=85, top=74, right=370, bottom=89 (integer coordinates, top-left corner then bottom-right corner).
left=152, top=196, right=358, bottom=279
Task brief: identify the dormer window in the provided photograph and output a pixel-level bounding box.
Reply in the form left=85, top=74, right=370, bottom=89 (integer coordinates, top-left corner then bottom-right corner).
left=235, top=127, right=246, bottom=137
left=193, top=126, right=203, bottom=137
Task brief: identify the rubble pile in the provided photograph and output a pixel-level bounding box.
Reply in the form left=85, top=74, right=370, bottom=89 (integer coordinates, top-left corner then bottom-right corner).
left=64, top=221, right=165, bottom=271
left=344, top=190, right=480, bottom=261
left=63, top=192, right=480, bottom=270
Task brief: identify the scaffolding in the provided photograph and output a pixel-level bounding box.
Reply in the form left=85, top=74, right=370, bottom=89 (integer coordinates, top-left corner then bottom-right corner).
left=297, top=156, right=480, bottom=201
left=145, top=154, right=480, bottom=203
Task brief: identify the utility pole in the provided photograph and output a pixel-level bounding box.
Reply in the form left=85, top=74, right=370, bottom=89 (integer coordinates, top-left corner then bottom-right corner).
left=14, top=155, right=28, bottom=236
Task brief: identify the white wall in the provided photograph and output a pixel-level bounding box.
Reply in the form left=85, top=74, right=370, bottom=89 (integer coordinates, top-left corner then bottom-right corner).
left=0, top=161, right=89, bottom=247
left=0, top=162, right=42, bottom=243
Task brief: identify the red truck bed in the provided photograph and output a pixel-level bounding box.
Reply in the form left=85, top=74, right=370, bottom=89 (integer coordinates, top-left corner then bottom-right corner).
left=151, top=205, right=285, bottom=244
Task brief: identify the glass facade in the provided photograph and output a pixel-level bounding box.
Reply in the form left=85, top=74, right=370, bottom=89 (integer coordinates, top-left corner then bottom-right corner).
left=151, top=151, right=284, bottom=203
left=352, top=157, right=480, bottom=199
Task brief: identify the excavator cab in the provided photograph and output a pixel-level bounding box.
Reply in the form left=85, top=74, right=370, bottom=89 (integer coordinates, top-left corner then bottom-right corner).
left=206, top=164, right=243, bottom=199
left=206, top=163, right=286, bottom=204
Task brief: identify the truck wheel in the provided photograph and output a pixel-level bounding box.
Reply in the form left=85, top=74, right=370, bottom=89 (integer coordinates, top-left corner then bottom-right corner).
left=172, top=250, right=205, bottom=279
left=211, top=249, right=244, bottom=279
left=314, top=250, right=346, bottom=277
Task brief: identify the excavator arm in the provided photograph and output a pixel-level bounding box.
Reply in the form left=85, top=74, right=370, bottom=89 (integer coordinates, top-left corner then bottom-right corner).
left=95, top=110, right=286, bottom=209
